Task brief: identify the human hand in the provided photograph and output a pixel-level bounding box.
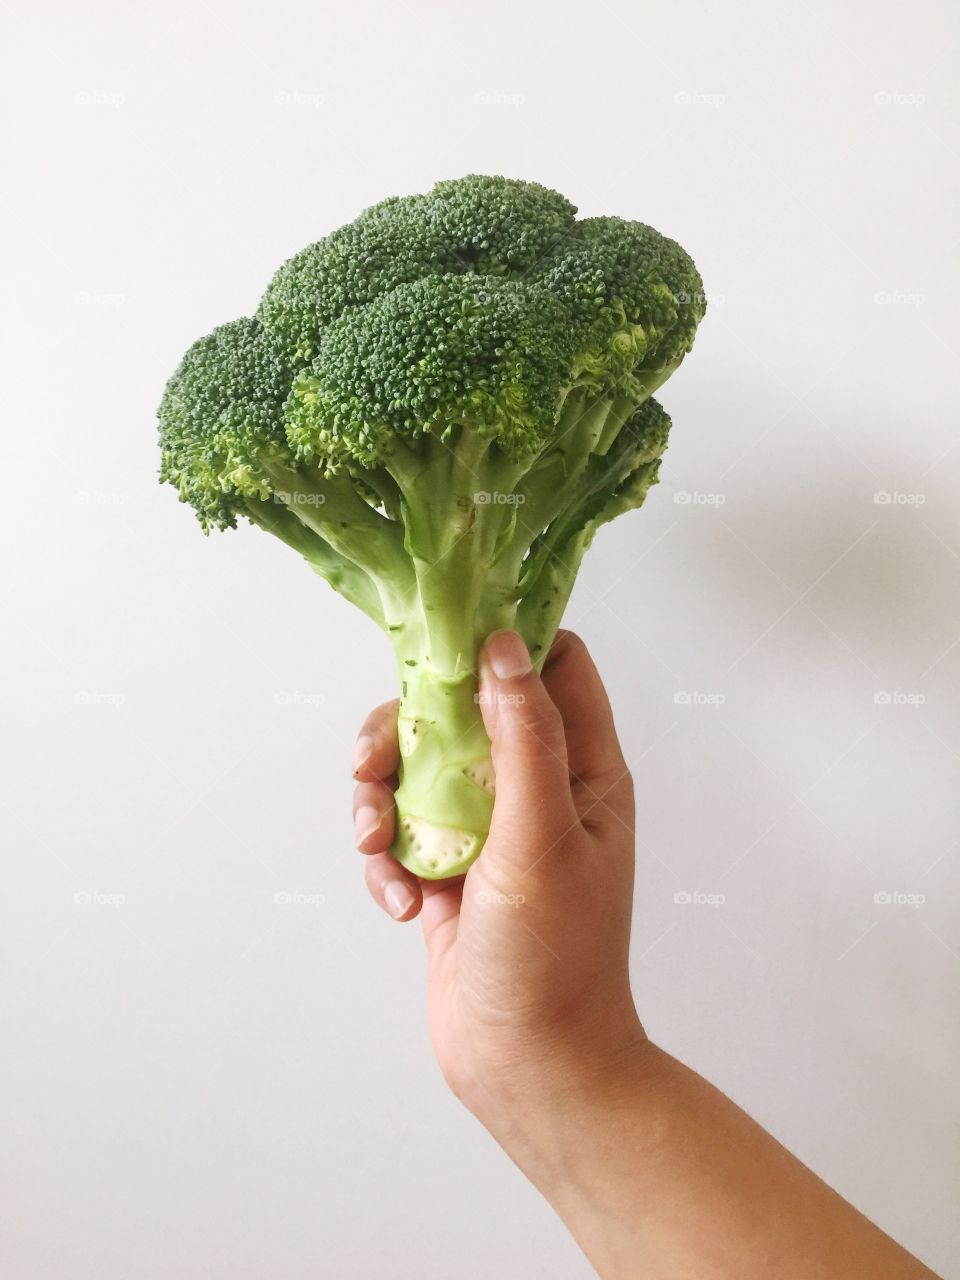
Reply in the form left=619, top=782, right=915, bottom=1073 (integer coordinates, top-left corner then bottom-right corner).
left=351, top=629, right=649, bottom=1141
left=351, top=631, right=943, bottom=1280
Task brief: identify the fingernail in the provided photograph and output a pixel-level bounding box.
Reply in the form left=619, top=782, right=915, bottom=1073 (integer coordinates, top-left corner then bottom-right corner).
left=355, top=805, right=381, bottom=845
left=486, top=630, right=532, bottom=681
left=384, top=881, right=415, bottom=920
left=352, top=735, right=373, bottom=775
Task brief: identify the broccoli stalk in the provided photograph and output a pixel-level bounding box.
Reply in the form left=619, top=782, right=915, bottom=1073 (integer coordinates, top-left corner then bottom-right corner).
left=158, top=175, right=706, bottom=878
left=382, top=405, right=670, bottom=876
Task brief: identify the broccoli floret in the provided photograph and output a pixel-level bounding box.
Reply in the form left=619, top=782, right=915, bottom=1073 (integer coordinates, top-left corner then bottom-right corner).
left=158, top=317, right=290, bottom=529
left=158, top=174, right=707, bottom=879
left=532, top=216, right=706, bottom=382
left=257, top=175, right=578, bottom=361
left=286, top=274, right=575, bottom=466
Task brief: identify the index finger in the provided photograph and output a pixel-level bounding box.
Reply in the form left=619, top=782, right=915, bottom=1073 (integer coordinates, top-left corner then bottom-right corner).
left=352, top=699, right=400, bottom=782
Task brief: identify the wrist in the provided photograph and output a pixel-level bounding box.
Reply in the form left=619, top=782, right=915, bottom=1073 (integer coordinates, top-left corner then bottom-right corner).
left=489, top=1037, right=680, bottom=1279
left=476, top=1014, right=667, bottom=1182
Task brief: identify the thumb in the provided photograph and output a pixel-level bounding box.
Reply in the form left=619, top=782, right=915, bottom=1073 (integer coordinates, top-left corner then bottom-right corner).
left=477, top=630, right=580, bottom=857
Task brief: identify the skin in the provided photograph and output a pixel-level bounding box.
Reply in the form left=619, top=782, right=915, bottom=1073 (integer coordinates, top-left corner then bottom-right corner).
left=352, top=629, right=941, bottom=1280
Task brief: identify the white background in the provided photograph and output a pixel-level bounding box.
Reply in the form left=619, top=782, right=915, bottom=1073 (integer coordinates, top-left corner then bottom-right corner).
left=3, top=0, right=959, bottom=1276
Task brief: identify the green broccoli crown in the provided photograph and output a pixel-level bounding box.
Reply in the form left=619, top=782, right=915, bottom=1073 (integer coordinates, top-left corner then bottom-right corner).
left=159, top=174, right=705, bottom=519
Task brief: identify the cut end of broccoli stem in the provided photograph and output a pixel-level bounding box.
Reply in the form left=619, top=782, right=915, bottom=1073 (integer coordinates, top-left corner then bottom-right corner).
left=388, top=656, right=496, bottom=874
left=393, top=814, right=482, bottom=879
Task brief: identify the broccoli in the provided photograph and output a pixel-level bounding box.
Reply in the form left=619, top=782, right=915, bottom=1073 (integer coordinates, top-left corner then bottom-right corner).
left=158, top=175, right=706, bottom=879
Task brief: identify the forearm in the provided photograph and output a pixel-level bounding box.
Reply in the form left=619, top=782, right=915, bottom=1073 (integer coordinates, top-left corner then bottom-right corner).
left=497, top=1041, right=939, bottom=1280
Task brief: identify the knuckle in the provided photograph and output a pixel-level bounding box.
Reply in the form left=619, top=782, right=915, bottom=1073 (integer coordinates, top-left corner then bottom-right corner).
left=361, top=699, right=396, bottom=738
left=593, top=759, right=633, bottom=800
left=555, top=628, right=585, bottom=655
left=363, top=860, right=381, bottom=894
left=547, top=628, right=587, bottom=667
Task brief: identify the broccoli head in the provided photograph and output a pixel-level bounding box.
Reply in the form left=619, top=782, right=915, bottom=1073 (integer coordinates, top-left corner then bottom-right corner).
left=158, top=174, right=706, bottom=878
